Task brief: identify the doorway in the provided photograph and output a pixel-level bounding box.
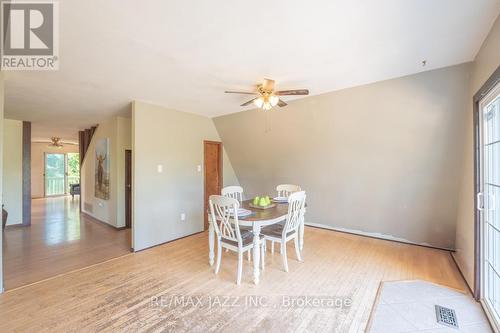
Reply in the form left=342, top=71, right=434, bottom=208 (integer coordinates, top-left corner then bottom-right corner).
left=44, top=152, right=80, bottom=196
left=477, top=79, right=500, bottom=330
left=203, top=141, right=222, bottom=230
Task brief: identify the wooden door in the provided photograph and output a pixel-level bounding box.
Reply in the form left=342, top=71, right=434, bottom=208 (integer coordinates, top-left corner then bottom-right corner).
left=204, top=141, right=222, bottom=230
left=125, top=150, right=132, bottom=229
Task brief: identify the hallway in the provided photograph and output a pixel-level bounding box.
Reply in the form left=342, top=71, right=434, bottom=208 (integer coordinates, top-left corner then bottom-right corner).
left=2, top=196, right=131, bottom=290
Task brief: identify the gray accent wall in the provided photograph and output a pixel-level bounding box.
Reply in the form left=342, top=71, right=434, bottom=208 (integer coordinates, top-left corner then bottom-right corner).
left=214, top=64, right=471, bottom=249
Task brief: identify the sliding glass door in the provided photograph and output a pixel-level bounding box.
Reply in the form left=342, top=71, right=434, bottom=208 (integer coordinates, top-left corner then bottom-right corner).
left=45, top=153, right=66, bottom=196
left=44, top=153, right=80, bottom=196
left=479, top=81, right=500, bottom=330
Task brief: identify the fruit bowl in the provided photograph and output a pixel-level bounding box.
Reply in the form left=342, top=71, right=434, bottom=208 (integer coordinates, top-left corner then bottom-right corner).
left=250, top=195, right=275, bottom=209
left=249, top=202, right=276, bottom=210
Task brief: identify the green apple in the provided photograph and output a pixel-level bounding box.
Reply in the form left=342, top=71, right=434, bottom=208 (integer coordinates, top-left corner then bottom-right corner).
left=259, top=197, right=267, bottom=207
left=253, top=196, right=260, bottom=205
left=265, top=196, right=271, bottom=205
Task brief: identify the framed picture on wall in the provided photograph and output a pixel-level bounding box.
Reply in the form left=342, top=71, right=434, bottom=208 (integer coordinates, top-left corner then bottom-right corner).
left=95, top=138, right=110, bottom=200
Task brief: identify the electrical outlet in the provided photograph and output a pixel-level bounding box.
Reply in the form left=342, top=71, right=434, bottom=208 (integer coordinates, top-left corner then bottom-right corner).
left=197, top=165, right=201, bottom=172
left=180, top=213, right=186, bottom=221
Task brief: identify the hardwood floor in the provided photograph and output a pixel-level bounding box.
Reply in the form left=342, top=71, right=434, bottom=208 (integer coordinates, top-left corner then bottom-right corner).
left=0, top=226, right=466, bottom=332
left=2, top=196, right=131, bottom=290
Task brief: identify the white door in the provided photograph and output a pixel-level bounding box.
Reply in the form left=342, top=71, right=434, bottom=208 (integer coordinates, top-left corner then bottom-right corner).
left=479, top=81, right=500, bottom=331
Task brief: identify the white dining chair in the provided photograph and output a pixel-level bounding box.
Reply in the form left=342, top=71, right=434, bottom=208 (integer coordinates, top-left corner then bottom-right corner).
left=261, top=191, right=306, bottom=272
left=270, top=184, right=302, bottom=254
left=209, top=195, right=265, bottom=285
left=276, top=184, right=301, bottom=198
left=221, top=185, right=244, bottom=203
left=221, top=185, right=252, bottom=260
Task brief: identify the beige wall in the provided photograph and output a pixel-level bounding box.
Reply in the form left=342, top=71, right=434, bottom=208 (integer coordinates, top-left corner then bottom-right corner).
left=454, top=15, right=500, bottom=289
left=214, top=63, right=471, bottom=249
left=31, top=142, right=79, bottom=198
left=81, top=116, right=131, bottom=228
left=132, top=101, right=238, bottom=251
left=2, top=119, right=22, bottom=226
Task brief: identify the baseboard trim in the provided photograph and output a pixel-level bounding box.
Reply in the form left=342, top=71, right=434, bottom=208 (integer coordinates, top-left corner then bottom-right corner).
left=4, top=223, right=27, bottom=229
left=449, top=251, right=475, bottom=296
left=81, top=212, right=128, bottom=230
left=133, top=230, right=205, bottom=253
left=305, top=222, right=455, bottom=252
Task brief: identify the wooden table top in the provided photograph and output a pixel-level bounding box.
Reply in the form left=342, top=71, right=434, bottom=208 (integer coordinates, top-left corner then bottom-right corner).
left=240, top=199, right=289, bottom=221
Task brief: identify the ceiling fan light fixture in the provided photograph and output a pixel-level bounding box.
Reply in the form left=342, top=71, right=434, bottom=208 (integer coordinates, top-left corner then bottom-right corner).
left=262, top=102, right=272, bottom=111
left=226, top=78, right=309, bottom=111
left=254, top=97, right=264, bottom=108
left=269, top=95, right=279, bottom=107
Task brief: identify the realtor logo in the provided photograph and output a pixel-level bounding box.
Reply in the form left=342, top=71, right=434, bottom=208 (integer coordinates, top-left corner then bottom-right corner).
left=1, top=0, right=59, bottom=70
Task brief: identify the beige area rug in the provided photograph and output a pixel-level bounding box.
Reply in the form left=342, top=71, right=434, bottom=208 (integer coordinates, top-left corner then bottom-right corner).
left=366, top=280, right=493, bottom=333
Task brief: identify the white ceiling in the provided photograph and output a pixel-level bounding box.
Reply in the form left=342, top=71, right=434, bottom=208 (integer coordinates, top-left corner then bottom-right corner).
left=4, top=0, right=500, bottom=141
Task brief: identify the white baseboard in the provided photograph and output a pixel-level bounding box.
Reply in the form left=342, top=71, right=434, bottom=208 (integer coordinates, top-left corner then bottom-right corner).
left=304, top=222, right=454, bottom=251
left=81, top=209, right=116, bottom=228
left=4, top=222, right=23, bottom=227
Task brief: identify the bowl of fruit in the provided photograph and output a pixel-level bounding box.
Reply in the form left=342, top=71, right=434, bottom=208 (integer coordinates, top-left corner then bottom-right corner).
left=249, top=195, right=276, bottom=209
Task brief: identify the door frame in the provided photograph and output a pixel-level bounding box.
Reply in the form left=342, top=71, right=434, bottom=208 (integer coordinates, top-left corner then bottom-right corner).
left=473, top=66, right=500, bottom=301
left=476, top=79, right=500, bottom=332
left=203, top=141, right=223, bottom=231
left=125, top=149, right=132, bottom=229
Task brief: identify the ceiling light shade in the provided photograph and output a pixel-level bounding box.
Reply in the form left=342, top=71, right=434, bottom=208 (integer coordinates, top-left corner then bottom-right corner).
left=269, top=95, right=279, bottom=107
left=253, top=97, right=264, bottom=108
left=263, top=102, right=272, bottom=111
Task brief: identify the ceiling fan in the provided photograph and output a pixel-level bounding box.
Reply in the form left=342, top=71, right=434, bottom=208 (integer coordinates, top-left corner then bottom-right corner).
left=48, top=137, right=63, bottom=148
left=225, top=78, right=309, bottom=111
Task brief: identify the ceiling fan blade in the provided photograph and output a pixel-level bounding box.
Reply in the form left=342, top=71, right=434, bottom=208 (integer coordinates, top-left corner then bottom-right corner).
left=241, top=98, right=258, bottom=107
left=224, top=90, right=258, bottom=95
left=277, top=99, right=288, bottom=107
left=262, top=78, right=275, bottom=91
left=275, top=89, right=309, bottom=96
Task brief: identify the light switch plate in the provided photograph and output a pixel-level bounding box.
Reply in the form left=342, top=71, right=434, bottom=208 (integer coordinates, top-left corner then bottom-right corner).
left=180, top=213, right=186, bottom=221
left=157, top=165, right=163, bottom=173
left=197, top=165, right=201, bottom=172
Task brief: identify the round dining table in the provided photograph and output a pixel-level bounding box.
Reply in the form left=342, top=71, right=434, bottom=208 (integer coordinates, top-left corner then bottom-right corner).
left=208, top=199, right=305, bottom=284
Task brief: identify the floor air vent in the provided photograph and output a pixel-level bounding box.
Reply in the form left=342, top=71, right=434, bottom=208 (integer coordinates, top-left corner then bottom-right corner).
left=435, top=305, right=459, bottom=329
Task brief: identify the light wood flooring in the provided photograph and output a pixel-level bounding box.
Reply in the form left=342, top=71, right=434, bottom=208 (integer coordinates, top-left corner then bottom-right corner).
left=0, top=225, right=466, bottom=332
left=2, top=196, right=131, bottom=290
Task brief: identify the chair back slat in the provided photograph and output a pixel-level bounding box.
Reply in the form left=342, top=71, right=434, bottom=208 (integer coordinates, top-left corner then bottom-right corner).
left=209, top=195, right=242, bottom=246
left=276, top=184, right=301, bottom=198
left=221, top=185, right=244, bottom=203
left=284, top=191, right=306, bottom=234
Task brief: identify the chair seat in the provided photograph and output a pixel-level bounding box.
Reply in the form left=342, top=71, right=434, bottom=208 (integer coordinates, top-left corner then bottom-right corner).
left=240, top=226, right=252, bottom=233
left=221, top=232, right=264, bottom=247
left=261, top=224, right=295, bottom=239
